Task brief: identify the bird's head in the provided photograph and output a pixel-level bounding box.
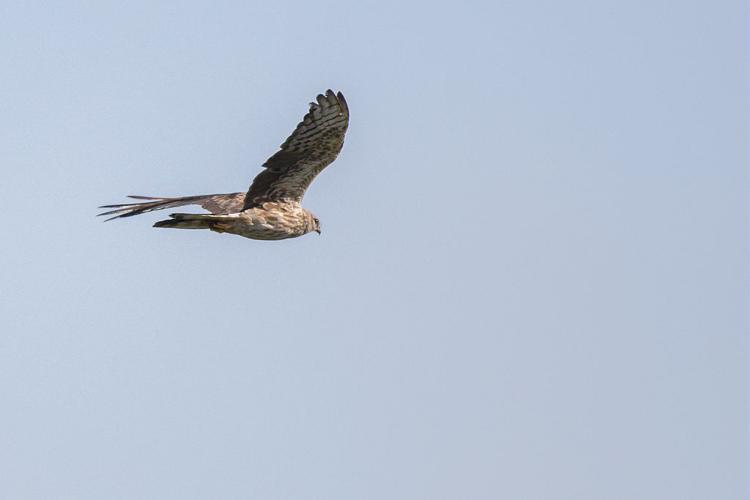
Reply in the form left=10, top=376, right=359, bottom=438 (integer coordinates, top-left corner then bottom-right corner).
left=308, top=214, right=321, bottom=235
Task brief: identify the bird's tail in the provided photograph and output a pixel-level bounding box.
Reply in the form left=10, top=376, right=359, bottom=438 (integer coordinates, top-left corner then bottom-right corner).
left=152, top=213, right=237, bottom=232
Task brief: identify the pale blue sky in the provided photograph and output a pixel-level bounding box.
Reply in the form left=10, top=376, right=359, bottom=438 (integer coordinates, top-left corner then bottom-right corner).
left=0, top=1, right=746, bottom=499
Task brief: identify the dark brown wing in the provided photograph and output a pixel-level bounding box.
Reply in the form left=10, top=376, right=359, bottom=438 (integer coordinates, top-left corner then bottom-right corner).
left=98, top=193, right=245, bottom=221
left=243, top=89, right=349, bottom=209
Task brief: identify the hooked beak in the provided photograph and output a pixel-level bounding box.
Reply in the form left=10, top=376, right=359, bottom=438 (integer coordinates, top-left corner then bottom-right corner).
left=315, top=229, right=321, bottom=235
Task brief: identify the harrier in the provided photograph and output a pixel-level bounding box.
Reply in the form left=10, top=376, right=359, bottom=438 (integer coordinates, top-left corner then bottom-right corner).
left=99, top=89, right=349, bottom=240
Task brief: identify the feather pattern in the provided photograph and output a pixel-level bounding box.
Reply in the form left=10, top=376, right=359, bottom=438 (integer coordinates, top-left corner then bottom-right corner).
left=97, top=193, right=245, bottom=221
left=243, top=89, right=349, bottom=209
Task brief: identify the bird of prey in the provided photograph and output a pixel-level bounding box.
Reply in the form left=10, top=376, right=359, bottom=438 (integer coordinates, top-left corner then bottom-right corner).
left=98, top=89, right=349, bottom=240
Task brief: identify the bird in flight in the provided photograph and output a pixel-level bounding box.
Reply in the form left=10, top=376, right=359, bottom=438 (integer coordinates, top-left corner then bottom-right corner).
left=99, top=89, right=349, bottom=240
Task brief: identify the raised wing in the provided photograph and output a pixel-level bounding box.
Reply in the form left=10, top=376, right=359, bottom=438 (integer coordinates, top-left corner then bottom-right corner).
left=243, top=89, right=349, bottom=209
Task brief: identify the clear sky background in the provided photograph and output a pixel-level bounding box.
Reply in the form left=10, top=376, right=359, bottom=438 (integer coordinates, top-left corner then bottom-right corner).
left=0, top=1, right=746, bottom=499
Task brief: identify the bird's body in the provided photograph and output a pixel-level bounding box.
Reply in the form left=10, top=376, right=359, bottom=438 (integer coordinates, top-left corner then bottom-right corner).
left=154, top=201, right=318, bottom=240
left=99, top=90, right=349, bottom=241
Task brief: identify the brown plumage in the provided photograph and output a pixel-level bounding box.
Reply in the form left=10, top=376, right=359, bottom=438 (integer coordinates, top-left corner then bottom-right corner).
left=98, top=89, right=349, bottom=240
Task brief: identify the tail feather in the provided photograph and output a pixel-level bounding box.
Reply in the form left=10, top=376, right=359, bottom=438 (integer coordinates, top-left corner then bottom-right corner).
left=153, top=213, right=237, bottom=231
